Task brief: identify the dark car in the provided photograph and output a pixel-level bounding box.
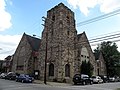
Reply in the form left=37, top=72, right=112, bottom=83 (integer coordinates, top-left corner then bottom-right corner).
left=73, top=74, right=93, bottom=85
left=99, top=75, right=108, bottom=83
left=16, top=74, right=34, bottom=83
left=5, top=72, right=16, bottom=80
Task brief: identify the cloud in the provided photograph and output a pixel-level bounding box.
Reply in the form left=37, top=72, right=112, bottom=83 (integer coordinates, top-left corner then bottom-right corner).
left=67, top=0, right=120, bottom=16
left=0, top=0, right=12, bottom=31
left=100, top=0, right=120, bottom=13
left=0, top=34, right=22, bottom=60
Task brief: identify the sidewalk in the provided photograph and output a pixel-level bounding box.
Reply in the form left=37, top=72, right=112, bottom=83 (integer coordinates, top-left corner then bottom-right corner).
left=33, top=80, right=72, bottom=86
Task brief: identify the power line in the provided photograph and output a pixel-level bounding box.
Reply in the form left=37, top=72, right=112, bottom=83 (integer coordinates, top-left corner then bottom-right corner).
left=90, top=39, right=120, bottom=46
left=77, top=8, right=120, bottom=26
left=89, top=33, right=120, bottom=41
left=90, top=35, right=120, bottom=43
left=89, top=30, right=120, bottom=39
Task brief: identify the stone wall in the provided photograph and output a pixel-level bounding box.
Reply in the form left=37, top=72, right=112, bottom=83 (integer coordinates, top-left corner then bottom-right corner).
left=12, top=34, right=33, bottom=75
left=38, top=3, right=98, bottom=83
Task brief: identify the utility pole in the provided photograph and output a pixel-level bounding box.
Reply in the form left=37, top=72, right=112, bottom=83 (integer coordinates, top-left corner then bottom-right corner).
left=42, top=16, right=54, bottom=84
left=42, top=16, right=47, bottom=84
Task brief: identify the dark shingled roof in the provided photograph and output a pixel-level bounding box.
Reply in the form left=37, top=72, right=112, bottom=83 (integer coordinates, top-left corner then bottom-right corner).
left=77, top=33, right=83, bottom=40
left=25, top=33, right=40, bottom=51
left=94, top=51, right=103, bottom=60
left=94, top=52, right=100, bottom=60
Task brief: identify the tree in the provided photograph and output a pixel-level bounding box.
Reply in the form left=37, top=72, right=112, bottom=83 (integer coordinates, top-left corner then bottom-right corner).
left=94, top=41, right=120, bottom=77
left=81, top=60, right=94, bottom=77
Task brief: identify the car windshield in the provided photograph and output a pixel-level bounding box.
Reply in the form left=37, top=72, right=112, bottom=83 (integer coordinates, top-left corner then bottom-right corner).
left=25, top=75, right=30, bottom=77
left=92, top=76, right=96, bottom=78
left=81, top=75, right=89, bottom=78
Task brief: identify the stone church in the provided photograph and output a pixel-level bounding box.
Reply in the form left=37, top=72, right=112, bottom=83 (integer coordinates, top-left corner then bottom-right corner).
left=11, top=3, right=106, bottom=83
left=38, top=3, right=98, bottom=83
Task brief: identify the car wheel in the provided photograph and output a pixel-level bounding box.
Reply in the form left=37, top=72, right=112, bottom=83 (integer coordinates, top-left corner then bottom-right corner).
left=82, top=81, right=86, bottom=85
left=74, top=82, right=77, bottom=85
left=22, top=80, right=24, bottom=83
left=98, top=81, right=100, bottom=84
left=15, top=79, right=18, bottom=82
left=90, top=81, right=93, bottom=85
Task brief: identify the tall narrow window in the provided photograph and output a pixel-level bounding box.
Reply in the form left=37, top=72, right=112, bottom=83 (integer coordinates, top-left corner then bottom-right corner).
left=65, top=64, right=70, bottom=77
left=67, top=16, right=70, bottom=24
left=67, top=31, right=69, bottom=36
left=49, top=63, right=54, bottom=76
left=52, top=15, right=55, bottom=21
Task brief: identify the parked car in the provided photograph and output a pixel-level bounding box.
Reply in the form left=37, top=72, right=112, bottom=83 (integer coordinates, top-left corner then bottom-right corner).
left=99, top=75, right=108, bottom=83
left=91, top=76, right=103, bottom=84
left=73, top=74, right=93, bottom=85
left=5, top=72, right=16, bottom=80
left=0, top=73, right=7, bottom=79
left=108, top=77, right=116, bottom=82
left=115, top=76, right=120, bottom=82
left=16, top=74, right=34, bottom=83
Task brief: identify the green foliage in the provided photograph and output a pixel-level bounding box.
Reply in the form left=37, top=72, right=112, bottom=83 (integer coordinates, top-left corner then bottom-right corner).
left=81, top=60, right=94, bottom=77
left=116, top=88, right=120, bottom=90
left=94, top=41, right=120, bottom=77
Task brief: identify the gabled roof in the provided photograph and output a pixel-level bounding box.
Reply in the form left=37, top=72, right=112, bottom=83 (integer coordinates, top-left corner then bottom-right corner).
left=94, top=52, right=100, bottom=60
left=94, top=51, right=103, bottom=60
left=77, top=33, right=83, bottom=40
left=77, top=32, right=87, bottom=41
left=24, top=33, right=41, bottom=51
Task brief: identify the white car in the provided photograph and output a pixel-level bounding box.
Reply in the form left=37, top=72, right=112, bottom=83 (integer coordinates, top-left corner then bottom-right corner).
left=0, top=73, right=7, bottom=79
left=91, top=76, right=103, bottom=84
left=108, top=77, right=115, bottom=82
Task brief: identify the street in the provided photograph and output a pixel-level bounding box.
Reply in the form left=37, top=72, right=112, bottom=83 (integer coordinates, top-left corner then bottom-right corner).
left=0, top=79, right=120, bottom=90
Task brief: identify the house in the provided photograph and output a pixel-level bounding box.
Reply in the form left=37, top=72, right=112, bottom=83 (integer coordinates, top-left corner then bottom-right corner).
left=12, top=33, right=40, bottom=78
left=2, top=55, right=13, bottom=73
left=0, top=60, right=3, bottom=73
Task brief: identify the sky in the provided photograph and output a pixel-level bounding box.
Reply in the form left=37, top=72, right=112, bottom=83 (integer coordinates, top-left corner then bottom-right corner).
left=0, top=0, right=120, bottom=60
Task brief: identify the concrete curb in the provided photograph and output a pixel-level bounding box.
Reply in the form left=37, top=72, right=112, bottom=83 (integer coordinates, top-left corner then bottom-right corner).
left=33, top=80, right=72, bottom=86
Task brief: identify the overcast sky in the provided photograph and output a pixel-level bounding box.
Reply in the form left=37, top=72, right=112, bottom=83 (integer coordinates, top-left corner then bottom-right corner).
left=0, top=0, right=120, bottom=60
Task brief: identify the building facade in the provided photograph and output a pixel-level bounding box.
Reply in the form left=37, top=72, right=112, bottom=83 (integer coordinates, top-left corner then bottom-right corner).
left=38, top=3, right=98, bottom=83
left=11, top=3, right=107, bottom=83
left=95, top=52, right=107, bottom=76
left=2, top=55, right=13, bottom=73
left=12, top=33, right=40, bottom=77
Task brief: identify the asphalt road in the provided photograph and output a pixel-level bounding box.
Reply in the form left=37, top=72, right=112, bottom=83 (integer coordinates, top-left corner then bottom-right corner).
left=0, top=79, right=120, bottom=90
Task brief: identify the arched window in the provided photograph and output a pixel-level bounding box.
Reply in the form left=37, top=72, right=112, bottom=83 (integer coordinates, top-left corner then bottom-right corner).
left=49, top=63, right=54, bottom=76
left=65, top=64, right=70, bottom=77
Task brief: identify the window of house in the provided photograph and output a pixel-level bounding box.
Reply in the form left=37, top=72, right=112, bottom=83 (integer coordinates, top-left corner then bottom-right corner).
left=65, top=64, right=70, bottom=77
left=49, top=63, right=54, bottom=76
